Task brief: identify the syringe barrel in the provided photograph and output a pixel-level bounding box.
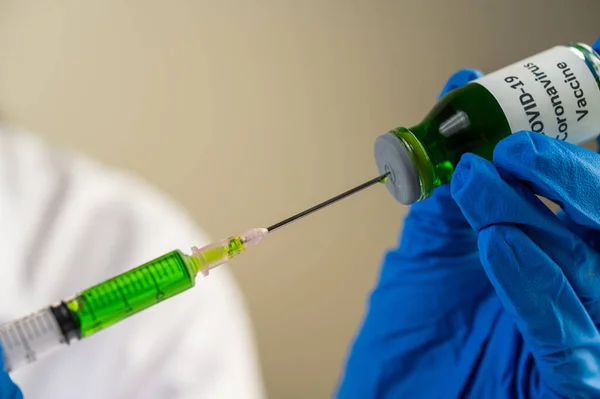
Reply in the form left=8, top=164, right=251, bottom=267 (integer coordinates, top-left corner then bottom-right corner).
left=67, top=250, right=197, bottom=338
left=0, top=307, right=67, bottom=372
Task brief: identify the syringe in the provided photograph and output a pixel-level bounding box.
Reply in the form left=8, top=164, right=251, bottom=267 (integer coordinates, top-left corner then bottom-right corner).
left=0, top=228, right=268, bottom=371
left=0, top=174, right=386, bottom=372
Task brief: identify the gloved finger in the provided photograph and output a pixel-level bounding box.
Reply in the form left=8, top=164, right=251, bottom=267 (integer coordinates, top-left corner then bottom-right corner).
left=591, top=38, right=599, bottom=157
left=479, top=224, right=600, bottom=394
left=556, top=128, right=599, bottom=247
left=438, top=68, right=483, bottom=99
left=451, top=155, right=600, bottom=382
left=493, top=131, right=600, bottom=231
left=451, top=152, right=560, bottom=235
left=404, top=184, right=477, bottom=250
left=556, top=210, right=600, bottom=253
left=452, top=153, right=600, bottom=323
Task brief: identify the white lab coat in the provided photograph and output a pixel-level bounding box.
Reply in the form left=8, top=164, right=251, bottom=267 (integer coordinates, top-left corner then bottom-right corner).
left=0, top=127, right=265, bottom=398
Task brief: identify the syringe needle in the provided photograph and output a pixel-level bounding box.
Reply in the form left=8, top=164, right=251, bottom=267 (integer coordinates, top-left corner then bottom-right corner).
left=194, top=173, right=388, bottom=275
left=192, top=174, right=387, bottom=277
left=266, top=173, right=388, bottom=233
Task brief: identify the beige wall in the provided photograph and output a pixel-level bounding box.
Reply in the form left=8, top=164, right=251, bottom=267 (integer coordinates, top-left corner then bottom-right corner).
left=0, top=1, right=598, bottom=397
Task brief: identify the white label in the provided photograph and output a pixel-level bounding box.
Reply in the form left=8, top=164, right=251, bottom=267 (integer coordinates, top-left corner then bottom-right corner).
left=474, top=46, right=600, bottom=144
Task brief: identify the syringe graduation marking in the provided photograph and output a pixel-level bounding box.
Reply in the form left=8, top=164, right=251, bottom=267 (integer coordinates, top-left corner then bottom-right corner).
left=13, top=323, right=35, bottom=362
left=23, top=319, right=35, bottom=340
left=85, top=255, right=184, bottom=311
left=114, top=280, right=130, bottom=308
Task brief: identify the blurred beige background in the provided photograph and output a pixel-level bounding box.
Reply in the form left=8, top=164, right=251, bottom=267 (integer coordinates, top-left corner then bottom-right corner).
left=0, top=1, right=598, bottom=397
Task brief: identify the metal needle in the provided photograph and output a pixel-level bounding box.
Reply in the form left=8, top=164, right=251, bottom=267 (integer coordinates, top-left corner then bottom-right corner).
left=266, top=173, right=388, bottom=233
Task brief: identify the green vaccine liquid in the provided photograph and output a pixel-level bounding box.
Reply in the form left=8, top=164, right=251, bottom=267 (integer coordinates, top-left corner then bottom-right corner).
left=66, top=250, right=199, bottom=337
left=376, top=42, right=600, bottom=204
left=65, top=236, right=246, bottom=337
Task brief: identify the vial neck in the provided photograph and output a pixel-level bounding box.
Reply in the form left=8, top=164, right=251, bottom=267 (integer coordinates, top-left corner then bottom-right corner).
left=389, top=126, right=437, bottom=200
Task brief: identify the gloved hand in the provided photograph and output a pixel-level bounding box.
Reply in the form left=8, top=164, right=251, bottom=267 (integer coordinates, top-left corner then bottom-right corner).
left=449, top=129, right=600, bottom=398
left=337, top=37, right=600, bottom=398
left=0, top=348, right=23, bottom=399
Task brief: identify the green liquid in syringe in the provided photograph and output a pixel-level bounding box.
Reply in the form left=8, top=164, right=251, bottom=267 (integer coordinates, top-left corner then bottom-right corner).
left=65, top=235, right=249, bottom=337
left=66, top=250, right=198, bottom=337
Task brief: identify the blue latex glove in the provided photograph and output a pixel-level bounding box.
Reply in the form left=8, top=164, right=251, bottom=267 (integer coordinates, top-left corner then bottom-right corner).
left=449, top=130, right=600, bottom=398
left=0, top=348, right=22, bottom=399
left=337, top=38, right=600, bottom=398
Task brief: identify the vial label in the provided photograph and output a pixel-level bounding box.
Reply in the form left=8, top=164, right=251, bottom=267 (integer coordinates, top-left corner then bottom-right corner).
left=473, top=45, right=600, bottom=144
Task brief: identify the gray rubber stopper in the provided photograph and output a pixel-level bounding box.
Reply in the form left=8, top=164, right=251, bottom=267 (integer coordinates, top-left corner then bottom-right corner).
left=374, top=133, right=421, bottom=205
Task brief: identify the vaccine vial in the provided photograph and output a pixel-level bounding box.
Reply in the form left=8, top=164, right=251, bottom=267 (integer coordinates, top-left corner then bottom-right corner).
left=375, top=41, right=600, bottom=205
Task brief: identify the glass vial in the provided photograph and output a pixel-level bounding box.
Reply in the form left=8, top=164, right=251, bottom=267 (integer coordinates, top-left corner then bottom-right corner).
left=375, top=42, right=600, bottom=205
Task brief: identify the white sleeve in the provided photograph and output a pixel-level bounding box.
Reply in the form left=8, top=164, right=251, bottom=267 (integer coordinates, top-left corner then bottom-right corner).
left=0, top=127, right=265, bottom=399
